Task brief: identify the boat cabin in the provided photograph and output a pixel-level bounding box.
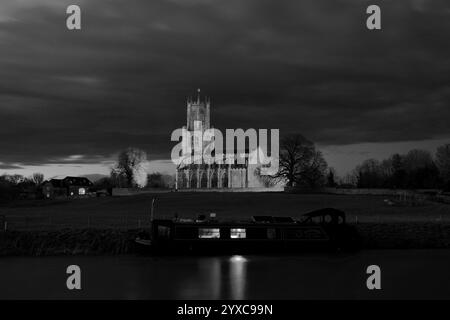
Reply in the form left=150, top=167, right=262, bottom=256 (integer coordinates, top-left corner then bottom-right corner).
left=142, top=208, right=357, bottom=253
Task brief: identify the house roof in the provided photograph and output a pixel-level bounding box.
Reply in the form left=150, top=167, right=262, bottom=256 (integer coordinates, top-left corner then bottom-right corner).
left=43, top=176, right=93, bottom=187
left=63, top=176, right=93, bottom=186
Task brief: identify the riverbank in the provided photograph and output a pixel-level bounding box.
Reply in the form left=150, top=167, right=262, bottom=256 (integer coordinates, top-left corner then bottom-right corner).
left=1, top=222, right=449, bottom=256
left=3, top=193, right=450, bottom=231
left=0, top=229, right=137, bottom=256
left=357, top=222, right=450, bottom=249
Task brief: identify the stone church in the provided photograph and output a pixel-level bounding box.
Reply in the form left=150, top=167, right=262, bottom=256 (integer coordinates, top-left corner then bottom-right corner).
left=175, top=91, right=268, bottom=190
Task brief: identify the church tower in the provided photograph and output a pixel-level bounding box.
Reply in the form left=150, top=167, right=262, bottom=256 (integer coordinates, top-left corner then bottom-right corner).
left=186, top=88, right=210, bottom=132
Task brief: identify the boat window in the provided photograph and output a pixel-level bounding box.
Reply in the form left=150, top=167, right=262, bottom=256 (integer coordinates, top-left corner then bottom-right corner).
left=230, top=228, right=246, bottom=239
left=198, top=228, right=220, bottom=239
left=158, top=226, right=171, bottom=238
left=267, top=228, right=276, bottom=239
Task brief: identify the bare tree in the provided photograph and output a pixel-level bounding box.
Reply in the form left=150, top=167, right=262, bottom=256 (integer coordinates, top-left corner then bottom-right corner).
left=404, top=149, right=434, bottom=171
left=254, top=166, right=277, bottom=187
left=300, top=149, right=328, bottom=188
left=112, top=147, right=148, bottom=188
left=403, top=149, right=439, bottom=188
left=32, top=173, right=44, bottom=186
left=276, top=134, right=328, bottom=188
left=355, top=159, right=383, bottom=188
left=350, top=149, right=440, bottom=189
left=6, top=174, right=24, bottom=185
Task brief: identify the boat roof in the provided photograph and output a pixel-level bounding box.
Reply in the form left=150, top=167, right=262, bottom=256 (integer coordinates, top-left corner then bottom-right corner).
left=154, top=208, right=346, bottom=226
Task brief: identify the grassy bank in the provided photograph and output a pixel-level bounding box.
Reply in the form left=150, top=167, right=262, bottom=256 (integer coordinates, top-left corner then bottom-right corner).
left=0, top=229, right=138, bottom=256
left=357, top=222, right=450, bottom=249
left=1, top=222, right=450, bottom=256
left=2, top=193, right=450, bottom=231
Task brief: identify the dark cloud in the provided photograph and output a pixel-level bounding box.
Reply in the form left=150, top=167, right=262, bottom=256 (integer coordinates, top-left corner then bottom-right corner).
left=0, top=163, right=23, bottom=170
left=0, top=0, right=449, bottom=168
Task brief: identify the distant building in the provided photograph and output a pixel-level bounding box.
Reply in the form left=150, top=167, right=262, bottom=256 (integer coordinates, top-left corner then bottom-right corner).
left=42, top=176, right=93, bottom=198
left=175, top=91, right=274, bottom=190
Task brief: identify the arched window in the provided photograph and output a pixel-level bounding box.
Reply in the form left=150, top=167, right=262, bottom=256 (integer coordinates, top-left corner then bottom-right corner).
left=222, top=172, right=228, bottom=188
left=211, top=171, right=219, bottom=188
left=200, top=172, right=208, bottom=188
left=190, top=173, right=198, bottom=189
left=179, top=171, right=188, bottom=189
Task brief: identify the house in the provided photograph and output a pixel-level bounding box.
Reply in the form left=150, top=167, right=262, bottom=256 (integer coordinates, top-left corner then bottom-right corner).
left=63, top=176, right=94, bottom=196
left=42, top=176, right=94, bottom=199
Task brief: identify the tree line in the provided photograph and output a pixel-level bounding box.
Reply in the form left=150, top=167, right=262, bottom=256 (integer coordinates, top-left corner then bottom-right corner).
left=94, top=147, right=174, bottom=190
left=344, top=146, right=450, bottom=190
left=1, top=140, right=448, bottom=201
left=273, top=134, right=450, bottom=191
left=0, top=173, right=44, bottom=201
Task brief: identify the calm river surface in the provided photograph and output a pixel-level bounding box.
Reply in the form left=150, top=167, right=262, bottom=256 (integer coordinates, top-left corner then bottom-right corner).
left=1, top=250, right=449, bottom=299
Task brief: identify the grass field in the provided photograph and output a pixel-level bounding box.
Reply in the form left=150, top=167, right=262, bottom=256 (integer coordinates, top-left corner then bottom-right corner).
left=1, top=192, right=450, bottom=230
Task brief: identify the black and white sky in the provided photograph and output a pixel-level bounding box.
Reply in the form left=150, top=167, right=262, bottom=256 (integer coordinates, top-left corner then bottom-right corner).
left=0, top=0, right=449, bottom=178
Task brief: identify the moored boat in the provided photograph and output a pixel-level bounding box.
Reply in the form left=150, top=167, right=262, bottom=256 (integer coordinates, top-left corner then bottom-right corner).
left=135, top=208, right=361, bottom=254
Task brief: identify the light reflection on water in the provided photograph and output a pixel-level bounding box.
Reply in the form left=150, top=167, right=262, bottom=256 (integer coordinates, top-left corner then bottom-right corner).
left=176, top=255, right=248, bottom=299
left=1, top=250, right=450, bottom=299
left=229, top=255, right=247, bottom=300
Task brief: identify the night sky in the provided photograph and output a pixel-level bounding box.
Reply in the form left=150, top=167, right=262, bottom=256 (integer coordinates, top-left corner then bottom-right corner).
left=0, top=0, right=449, bottom=178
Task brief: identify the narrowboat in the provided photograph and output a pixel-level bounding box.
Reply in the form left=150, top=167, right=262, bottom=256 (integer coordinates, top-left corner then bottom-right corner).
left=135, top=208, right=361, bottom=254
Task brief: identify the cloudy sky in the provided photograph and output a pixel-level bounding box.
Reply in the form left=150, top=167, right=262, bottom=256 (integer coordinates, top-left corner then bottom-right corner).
left=0, top=0, right=449, bottom=178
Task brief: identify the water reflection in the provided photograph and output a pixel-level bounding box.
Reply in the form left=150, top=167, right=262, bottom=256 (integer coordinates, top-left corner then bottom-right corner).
left=178, top=255, right=247, bottom=299
left=1, top=251, right=450, bottom=299
left=229, top=255, right=247, bottom=300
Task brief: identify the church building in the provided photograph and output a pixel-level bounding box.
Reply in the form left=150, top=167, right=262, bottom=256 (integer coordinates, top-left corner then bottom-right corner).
left=175, top=90, right=268, bottom=190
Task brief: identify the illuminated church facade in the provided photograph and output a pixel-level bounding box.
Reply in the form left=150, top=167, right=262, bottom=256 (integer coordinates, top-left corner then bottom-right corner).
left=175, top=91, right=267, bottom=190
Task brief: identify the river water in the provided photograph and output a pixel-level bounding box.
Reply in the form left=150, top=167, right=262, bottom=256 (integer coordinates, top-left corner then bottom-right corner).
left=1, top=250, right=449, bottom=299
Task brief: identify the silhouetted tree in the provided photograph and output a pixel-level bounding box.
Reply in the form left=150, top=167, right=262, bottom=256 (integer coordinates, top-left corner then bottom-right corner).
left=6, top=174, right=24, bottom=185
left=32, top=173, right=44, bottom=186
left=389, top=153, right=407, bottom=188
left=254, top=166, right=278, bottom=188
left=351, top=149, right=441, bottom=189
left=403, top=149, right=439, bottom=188
left=356, top=159, right=384, bottom=188
left=276, top=134, right=328, bottom=188
left=436, top=144, right=450, bottom=189
left=0, top=174, right=31, bottom=201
